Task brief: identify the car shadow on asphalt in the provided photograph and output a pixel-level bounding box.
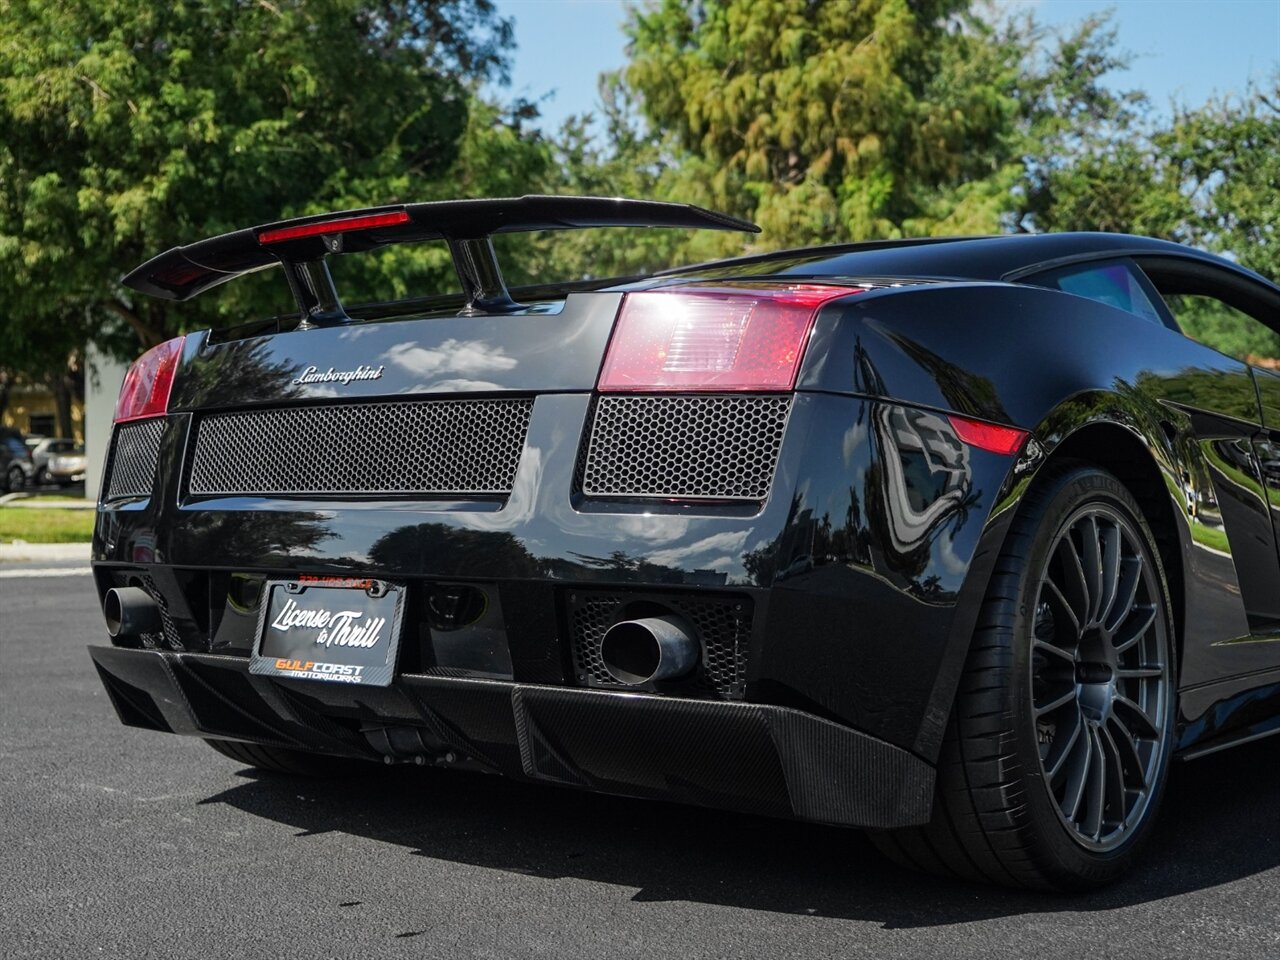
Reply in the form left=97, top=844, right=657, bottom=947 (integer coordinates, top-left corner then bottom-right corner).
left=200, top=735, right=1280, bottom=926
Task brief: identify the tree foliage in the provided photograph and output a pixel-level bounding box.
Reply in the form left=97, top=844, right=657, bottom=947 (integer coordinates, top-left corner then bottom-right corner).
left=620, top=0, right=1025, bottom=249
left=2, top=0, right=1279, bottom=409
left=0, top=0, right=543, bottom=369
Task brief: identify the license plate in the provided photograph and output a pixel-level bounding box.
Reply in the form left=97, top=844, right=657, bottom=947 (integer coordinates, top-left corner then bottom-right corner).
left=250, top=577, right=405, bottom=686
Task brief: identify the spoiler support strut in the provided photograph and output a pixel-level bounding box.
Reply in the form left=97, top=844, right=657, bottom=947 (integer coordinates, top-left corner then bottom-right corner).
left=448, top=236, right=522, bottom=315
left=283, top=259, right=351, bottom=329
left=121, top=195, right=760, bottom=322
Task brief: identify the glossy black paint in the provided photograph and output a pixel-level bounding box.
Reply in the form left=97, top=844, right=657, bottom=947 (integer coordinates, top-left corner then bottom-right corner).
left=98, top=382, right=1027, bottom=756
left=94, top=228, right=1280, bottom=811
left=788, top=266, right=1280, bottom=748
left=168, top=293, right=624, bottom=410
left=124, top=195, right=757, bottom=302
left=655, top=231, right=1275, bottom=291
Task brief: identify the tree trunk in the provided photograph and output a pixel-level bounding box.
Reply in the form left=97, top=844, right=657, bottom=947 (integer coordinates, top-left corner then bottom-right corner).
left=54, top=375, right=74, bottom=439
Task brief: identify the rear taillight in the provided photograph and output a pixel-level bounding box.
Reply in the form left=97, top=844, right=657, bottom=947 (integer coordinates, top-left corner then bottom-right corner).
left=597, top=284, right=861, bottom=392
left=114, top=336, right=185, bottom=423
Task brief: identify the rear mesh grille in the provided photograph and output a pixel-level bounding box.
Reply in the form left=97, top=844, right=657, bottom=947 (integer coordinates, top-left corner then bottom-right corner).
left=105, top=419, right=164, bottom=500
left=567, top=591, right=752, bottom=700
left=580, top=395, right=791, bottom=501
left=187, top=398, right=533, bottom=498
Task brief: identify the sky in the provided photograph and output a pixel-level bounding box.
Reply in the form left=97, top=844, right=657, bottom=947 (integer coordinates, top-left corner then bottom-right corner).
left=490, top=0, right=1280, bottom=133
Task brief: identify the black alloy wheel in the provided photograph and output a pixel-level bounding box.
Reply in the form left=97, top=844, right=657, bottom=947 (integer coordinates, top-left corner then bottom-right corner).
left=1032, top=505, right=1173, bottom=852
left=6, top=465, right=24, bottom=492
left=870, top=462, right=1177, bottom=890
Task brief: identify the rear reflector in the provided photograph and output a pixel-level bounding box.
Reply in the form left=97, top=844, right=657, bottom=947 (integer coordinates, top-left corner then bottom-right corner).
left=597, top=284, right=861, bottom=392
left=114, top=336, right=185, bottom=423
left=257, top=210, right=410, bottom=245
left=947, top=415, right=1029, bottom=456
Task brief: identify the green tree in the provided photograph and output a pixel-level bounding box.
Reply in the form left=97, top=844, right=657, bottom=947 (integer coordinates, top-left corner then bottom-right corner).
left=1008, top=13, right=1171, bottom=235
left=1164, top=80, right=1280, bottom=281
left=619, top=0, right=1029, bottom=251
left=0, top=0, right=535, bottom=366
left=1021, top=72, right=1280, bottom=356
left=551, top=1, right=1170, bottom=274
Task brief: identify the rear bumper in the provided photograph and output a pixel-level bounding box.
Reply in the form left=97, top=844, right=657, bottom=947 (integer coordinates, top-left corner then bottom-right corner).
left=92, top=390, right=1025, bottom=759
left=89, top=644, right=935, bottom=829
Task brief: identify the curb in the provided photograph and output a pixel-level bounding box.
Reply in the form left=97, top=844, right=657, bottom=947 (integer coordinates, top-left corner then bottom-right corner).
left=0, top=542, right=92, bottom=563
left=0, top=492, right=95, bottom=509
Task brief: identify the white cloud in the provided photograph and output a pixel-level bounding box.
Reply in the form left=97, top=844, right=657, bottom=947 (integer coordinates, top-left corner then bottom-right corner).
left=396, top=379, right=504, bottom=394
left=646, top=530, right=750, bottom=568
left=842, top=420, right=868, bottom=466
left=614, top=515, right=691, bottom=542
left=381, top=339, right=517, bottom=377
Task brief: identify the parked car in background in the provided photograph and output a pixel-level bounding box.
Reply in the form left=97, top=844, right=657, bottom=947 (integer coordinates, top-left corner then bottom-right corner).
left=0, top=428, right=33, bottom=492
left=31, top=438, right=87, bottom=486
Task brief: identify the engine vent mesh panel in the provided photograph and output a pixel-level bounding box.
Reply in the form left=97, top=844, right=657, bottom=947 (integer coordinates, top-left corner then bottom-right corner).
left=567, top=591, right=752, bottom=700
left=581, top=395, right=791, bottom=501
left=105, top=419, right=164, bottom=501
left=188, top=398, right=534, bottom=497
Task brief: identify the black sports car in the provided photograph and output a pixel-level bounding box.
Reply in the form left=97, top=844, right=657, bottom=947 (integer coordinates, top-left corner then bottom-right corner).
left=90, top=196, right=1280, bottom=891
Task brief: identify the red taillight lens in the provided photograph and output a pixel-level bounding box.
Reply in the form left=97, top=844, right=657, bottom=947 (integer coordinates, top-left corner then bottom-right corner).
left=257, top=210, right=410, bottom=244
left=114, top=336, right=185, bottom=423
left=947, top=415, right=1029, bottom=456
left=597, top=284, right=861, bottom=392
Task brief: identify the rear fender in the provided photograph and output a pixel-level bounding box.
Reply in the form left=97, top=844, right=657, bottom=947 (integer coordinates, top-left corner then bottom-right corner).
left=798, top=282, right=1263, bottom=754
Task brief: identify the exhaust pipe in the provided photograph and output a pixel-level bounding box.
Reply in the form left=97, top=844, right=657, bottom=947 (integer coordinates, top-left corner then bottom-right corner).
left=600, top=614, right=699, bottom=686
left=103, top=586, right=161, bottom=638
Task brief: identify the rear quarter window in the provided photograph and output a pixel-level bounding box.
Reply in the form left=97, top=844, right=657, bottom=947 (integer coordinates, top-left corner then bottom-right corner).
left=1025, top=261, right=1168, bottom=326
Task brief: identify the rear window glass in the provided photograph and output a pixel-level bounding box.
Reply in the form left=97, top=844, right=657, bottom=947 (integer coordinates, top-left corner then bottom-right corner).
left=1029, top=262, right=1165, bottom=324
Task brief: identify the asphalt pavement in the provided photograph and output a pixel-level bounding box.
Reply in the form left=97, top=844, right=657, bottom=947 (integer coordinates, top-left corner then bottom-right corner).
left=4, top=571, right=1280, bottom=959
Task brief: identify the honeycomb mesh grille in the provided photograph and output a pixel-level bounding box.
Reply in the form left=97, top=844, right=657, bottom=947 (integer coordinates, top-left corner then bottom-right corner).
left=581, top=395, right=791, bottom=501
left=567, top=591, right=752, bottom=700
left=188, top=398, right=534, bottom=497
left=105, top=419, right=164, bottom=501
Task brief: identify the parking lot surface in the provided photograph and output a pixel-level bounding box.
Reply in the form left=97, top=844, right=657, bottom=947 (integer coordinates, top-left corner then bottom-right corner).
left=3, top=572, right=1278, bottom=959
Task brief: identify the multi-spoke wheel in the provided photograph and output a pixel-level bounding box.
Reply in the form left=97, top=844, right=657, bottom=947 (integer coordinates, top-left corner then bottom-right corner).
left=870, top=463, right=1176, bottom=890
left=1032, top=506, right=1172, bottom=852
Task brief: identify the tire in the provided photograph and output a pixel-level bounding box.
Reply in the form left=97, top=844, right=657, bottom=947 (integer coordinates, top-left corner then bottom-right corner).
left=871, top=462, right=1177, bottom=891
left=204, top=738, right=378, bottom=777
left=6, top=466, right=24, bottom=492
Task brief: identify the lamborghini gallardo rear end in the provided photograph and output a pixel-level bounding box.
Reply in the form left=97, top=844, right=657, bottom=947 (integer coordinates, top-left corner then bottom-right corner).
left=89, top=196, right=1031, bottom=831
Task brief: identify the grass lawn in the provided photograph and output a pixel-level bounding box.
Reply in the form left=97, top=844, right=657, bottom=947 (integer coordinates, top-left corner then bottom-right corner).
left=0, top=507, right=95, bottom=543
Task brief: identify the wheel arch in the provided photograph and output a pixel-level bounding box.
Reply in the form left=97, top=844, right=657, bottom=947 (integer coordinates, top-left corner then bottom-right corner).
left=1044, top=420, right=1187, bottom=675
left=917, top=398, right=1197, bottom=761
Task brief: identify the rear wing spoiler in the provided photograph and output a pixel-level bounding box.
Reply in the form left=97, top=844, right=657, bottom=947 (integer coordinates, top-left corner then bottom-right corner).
left=122, top=195, right=759, bottom=322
